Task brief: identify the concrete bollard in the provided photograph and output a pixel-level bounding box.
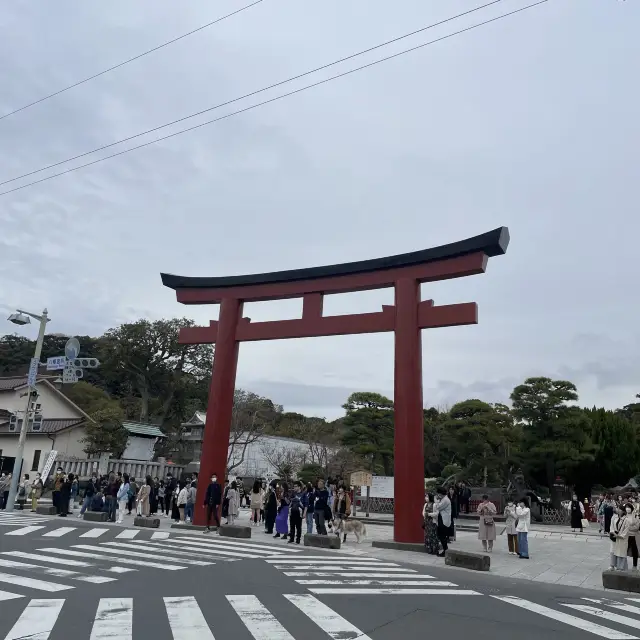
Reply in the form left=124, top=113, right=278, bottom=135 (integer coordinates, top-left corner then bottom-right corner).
left=304, top=533, right=341, bottom=549
left=219, top=524, right=251, bottom=539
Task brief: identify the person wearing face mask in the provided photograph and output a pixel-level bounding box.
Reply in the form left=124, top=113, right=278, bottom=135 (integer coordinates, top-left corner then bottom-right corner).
left=30, top=473, right=43, bottom=512
left=570, top=493, right=585, bottom=532
left=610, top=504, right=633, bottom=571
left=626, top=503, right=640, bottom=571
left=515, top=497, right=531, bottom=559
left=204, top=473, right=222, bottom=532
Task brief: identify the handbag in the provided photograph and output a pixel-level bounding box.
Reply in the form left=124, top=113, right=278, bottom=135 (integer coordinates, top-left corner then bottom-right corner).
left=581, top=518, right=589, bottom=528
left=484, top=516, right=495, bottom=526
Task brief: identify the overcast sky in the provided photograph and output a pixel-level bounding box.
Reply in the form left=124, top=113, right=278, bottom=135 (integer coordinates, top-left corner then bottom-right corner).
left=1, top=0, right=637, bottom=419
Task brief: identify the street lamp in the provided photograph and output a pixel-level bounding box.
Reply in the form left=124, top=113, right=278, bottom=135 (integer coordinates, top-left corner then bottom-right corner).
left=5, top=308, right=50, bottom=512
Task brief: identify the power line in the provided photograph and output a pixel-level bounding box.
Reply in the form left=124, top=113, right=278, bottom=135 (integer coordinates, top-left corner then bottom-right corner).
left=0, top=0, right=509, bottom=188
left=0, top=0, right=265, bottom=121
left=0, top=0, right=548, bottom=198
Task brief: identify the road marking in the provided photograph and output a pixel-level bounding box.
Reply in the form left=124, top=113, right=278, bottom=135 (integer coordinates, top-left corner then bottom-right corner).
left=80, top=528, right=109, bottom=538
left=151, top=531, right=170, bottom=539
left=295, top=580, right=458, bottom=586
left=3, top=598, right=65, bottom=640
left=123, top=539, right=259, bottom=560
left=103, top=540, right=225, bottom=562
left=90, top=598, right=133, bottom=639
left=37, top=547, right=183, bottom=570
left=0, top=590, right=24, bottom=601
left=171, top=537, right=289, bottom=557
left=227, top=595, right=295, bottom=640
left=308, top=588, right=479, bottom=595
left=6, top=551, right=93, bottom=567
left=115, top=529, right=139, bottom=539
left=5, top=551, right=133, bottom=573
left=0, top=558, right=115, bottom=583
left=562, top=604, right=640, bottom=630
left=0, top=571, right=74, bottom=592
left=174, top=535, right=298, bottom=553
left=583, top=599, right=640, bottom=616
left=42, top=526, right=77, bottom=537
left=275, top=565, right=411, bottom=571
left=92, top=543, right=213, bottom=566
left=164, top=596, right=215, bottom=639
left=283, top=571, right=421, bottom=578
left=5, top=525, right=46, bottom=536
left=285, top=593, right=374, bottom=640
left=265, top=557, right=389, bottom=564
left=493, top=596, right=637, bottom=639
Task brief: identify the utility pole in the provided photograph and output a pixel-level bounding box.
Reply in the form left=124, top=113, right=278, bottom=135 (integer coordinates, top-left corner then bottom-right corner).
left=5, top=309, right=49, bottom=512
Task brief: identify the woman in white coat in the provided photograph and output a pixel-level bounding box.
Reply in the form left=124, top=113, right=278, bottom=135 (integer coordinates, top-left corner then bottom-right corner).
left=227, top=480, right=240, bottom=525
left=611, top=504, right=633, bottom=571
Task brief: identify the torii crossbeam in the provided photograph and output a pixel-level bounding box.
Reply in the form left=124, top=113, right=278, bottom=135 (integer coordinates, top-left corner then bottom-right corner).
left=162, top=226, right=509, bottom=542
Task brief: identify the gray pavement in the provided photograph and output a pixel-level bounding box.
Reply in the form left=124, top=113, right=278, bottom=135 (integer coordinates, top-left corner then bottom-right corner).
left=1, top=508, right=639, bottom=639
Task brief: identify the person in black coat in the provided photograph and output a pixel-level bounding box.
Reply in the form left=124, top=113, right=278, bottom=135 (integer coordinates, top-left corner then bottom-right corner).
left=204, top=473, right=222, bottom=531
left=265, top=482, right=278, bottom=534
left=58, top=473, right=73, bottom=517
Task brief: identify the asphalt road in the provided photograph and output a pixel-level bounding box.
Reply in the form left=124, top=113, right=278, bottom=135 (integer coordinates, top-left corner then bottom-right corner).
left=0, top=512, right=637, bottom=639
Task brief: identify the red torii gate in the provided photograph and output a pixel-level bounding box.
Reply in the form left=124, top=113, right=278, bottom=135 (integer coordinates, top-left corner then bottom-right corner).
left=162, top=226, right=509, bottom=543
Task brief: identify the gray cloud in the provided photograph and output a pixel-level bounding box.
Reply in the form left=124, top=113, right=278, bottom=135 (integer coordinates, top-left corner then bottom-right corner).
left=1, top=0, right=638, bottom=420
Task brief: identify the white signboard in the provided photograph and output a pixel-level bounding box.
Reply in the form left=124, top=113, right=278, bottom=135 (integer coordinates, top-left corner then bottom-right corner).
left=40, top=450, right=58, bottom=484
left=46, top=356, right=67, bottom=371
left=361, top=475, right=394, bottom=499
left=27, top=357, right=39, bottom=387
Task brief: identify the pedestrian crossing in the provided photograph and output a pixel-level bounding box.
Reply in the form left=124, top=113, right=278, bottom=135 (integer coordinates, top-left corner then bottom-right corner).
left=265, top=556, right=480, bottom=595
left=0, top=533, right=319, bottom=602
left=0, top=593, right=374, bottom=639
left=1, top=523, right=173, bottom=540
left=0, top=512, right=53, bottom=526
left=494, top=595, right=640, bottom=639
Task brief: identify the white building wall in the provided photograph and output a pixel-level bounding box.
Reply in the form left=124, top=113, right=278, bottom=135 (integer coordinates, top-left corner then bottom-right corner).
left=0, top=435, right=54, bottom=473
left=0, top=384, right=83, bottom=420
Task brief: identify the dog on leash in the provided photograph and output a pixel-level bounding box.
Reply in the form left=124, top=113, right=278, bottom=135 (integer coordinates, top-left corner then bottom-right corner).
left=334, top=517, right=367, bottom=543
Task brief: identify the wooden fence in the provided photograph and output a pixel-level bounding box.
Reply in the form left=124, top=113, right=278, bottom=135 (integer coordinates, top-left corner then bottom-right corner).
left=54, top=455, right=185, bottom=481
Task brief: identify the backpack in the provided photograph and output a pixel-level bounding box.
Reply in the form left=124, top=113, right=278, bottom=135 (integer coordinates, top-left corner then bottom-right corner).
left=18, top=485, right=26, bottom=498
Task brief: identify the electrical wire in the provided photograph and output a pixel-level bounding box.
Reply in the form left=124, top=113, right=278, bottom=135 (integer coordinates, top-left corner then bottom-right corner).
left=0, top=0, right=509, bottom=188
left=0, top=0, right=548, bottom=198
left=0, top=0, right=265, bottom=121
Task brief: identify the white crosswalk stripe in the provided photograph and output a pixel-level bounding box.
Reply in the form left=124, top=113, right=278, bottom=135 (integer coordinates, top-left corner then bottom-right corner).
left=267, top=555, right=471, bottom=595
left=90, top=598, right=133, bottom=639
left=0, top=557, right=114, bottom=584
left=36, top=547, right=185, bottom=570
left=151, top=531, right=170, bottom=539
left=174, top=534, right=301, bottom=554
left=0, top=593, right=380, bottom=639
left=42, top=526, right=78, bottom=537
left=3, top=598, right=65, bottom=640
left=2, top=551, right=134, bottom=573
left=493, top=595, right=640, bottom=639
left=79, top=528, right=109, bottom=538
left=165, top=596, right=215, bottom=640
left=5, top=525, right=46, bottom=536
left=83, top=543, right=213, bottom=566
left=132, top=538, right=288, bottom=560
left=115, top=529, right=140, bottom=539
left=0, top=512, right=53, bottom=527
left=286, top=593, right=375, bottom=640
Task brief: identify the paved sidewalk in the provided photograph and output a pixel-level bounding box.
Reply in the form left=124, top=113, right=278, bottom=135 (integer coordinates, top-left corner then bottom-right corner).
left=343, top=521, right=614, bottom=591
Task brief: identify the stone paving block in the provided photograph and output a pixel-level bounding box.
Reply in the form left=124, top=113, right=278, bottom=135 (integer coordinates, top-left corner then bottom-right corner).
left=134, top=516, right=160, bottom=528
left=83, top=511, right=108, bottom=522
left=36, top=505, right=57, bottom=515
left=304, top=533, right=341, bottom=549
left=445, top=549, right=490, bottom=571
left=219, top=524, right=251, bottom=539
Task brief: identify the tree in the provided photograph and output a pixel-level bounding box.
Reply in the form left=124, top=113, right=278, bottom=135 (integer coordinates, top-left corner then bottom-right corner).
left=442, top=399, right=519, bottom=486
left=63, top=381, right=118, bottom=415
left=260, top=442, right=306, bottom=482
left=585, top=408, right=639, bottom=488
left=98, top=318, right=213, bottom=425
left=341, top=392, right=394, bottom=476
left=511, top=377, right=595, bottom=505
left=81, top=406, right=128, bottom=457
left=227, top=389, right=282, bottom=473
